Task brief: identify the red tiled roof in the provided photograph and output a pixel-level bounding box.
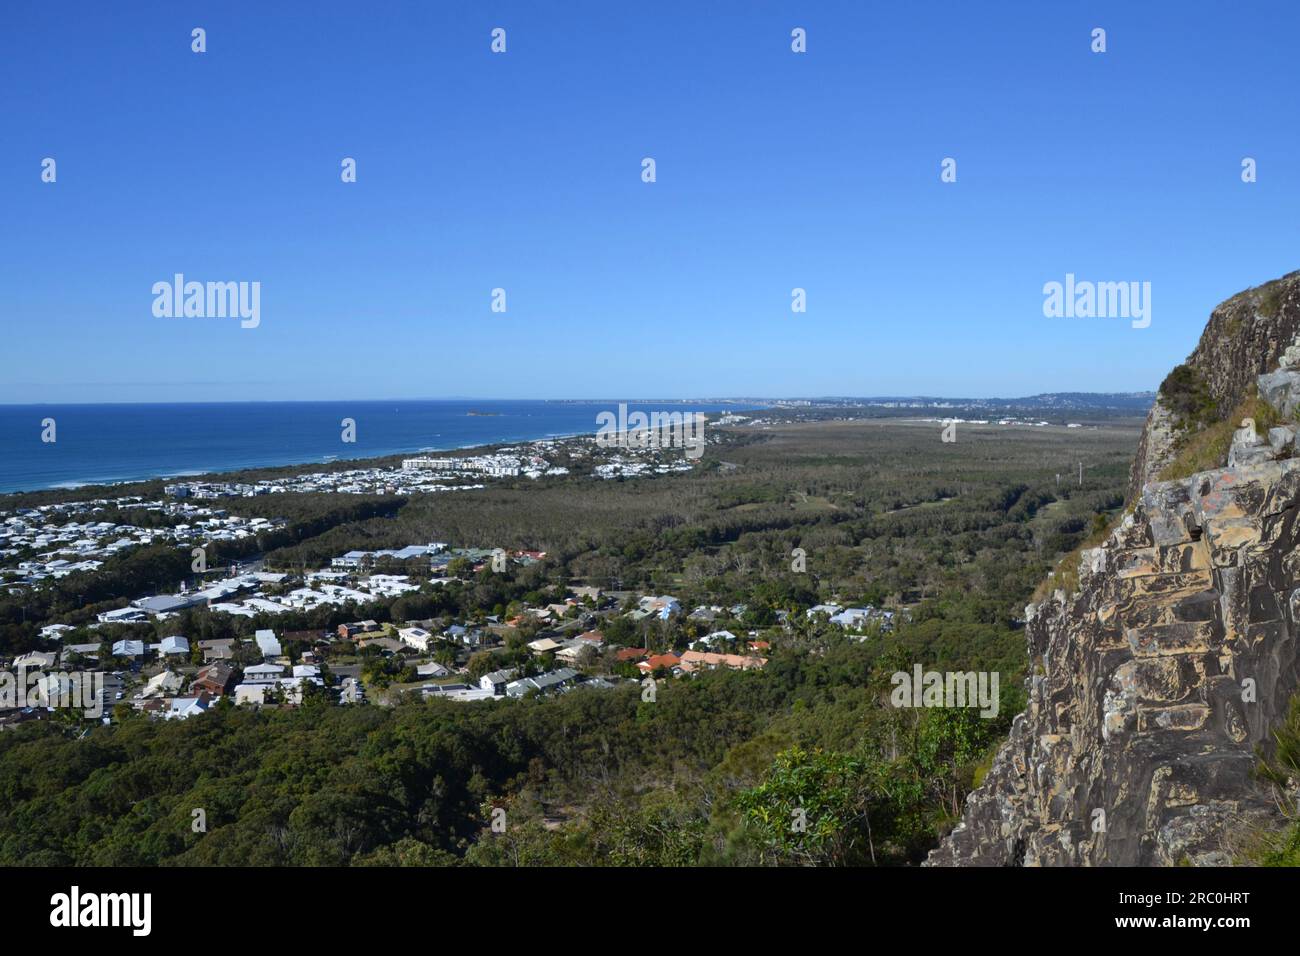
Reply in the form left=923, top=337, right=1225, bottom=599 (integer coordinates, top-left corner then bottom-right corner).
left=638, top=653, right=681, bottom=671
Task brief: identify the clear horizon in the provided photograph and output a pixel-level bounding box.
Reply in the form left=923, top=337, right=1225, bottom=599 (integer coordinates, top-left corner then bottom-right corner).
left=0, top=391, right=1155, bottom=408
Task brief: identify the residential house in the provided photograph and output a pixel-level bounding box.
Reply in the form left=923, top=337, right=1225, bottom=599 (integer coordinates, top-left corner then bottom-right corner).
left=632, top=595, right=680, bottom=621
left=111, top=640, right=146, bottom=659
left=97, top=607, right=148, bottom=624
left=198, top=638, right=235, bottom=662
left=637, top=653, right=682, bottom=675
left=556, top=630, right=605, bottom=665
left=398, top=626, right=434, bottom=652
left=443, top=624, right=485, bottom=647
left=165, top=692, right=212, bottom=720
left=806, top=603, right=843, bottom=619
left=556, top=642, right=592, bottom=666
left=479, top=667, right=518, bottom=696
left=191, top=662, right=234, bottom=696
left=337, top=620, right=381, bottom=639
left=136, top=670, right=185, bottom=700
left=698, top=629, right=738, bottom=648
left=527, top=637, right=564, bottom=656
left=830, top=607, right=873, bottom=629
left=505, top=667, right=580, bottom=698
left=242, top=662, right=285, bottom=684
left=677, top=650, right=768, bottom=673
left=157, top=635, right=190, bottom=656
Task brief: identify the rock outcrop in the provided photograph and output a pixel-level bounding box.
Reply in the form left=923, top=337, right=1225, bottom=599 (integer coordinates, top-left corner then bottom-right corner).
left=1127, top=272, right=1300, bottom=502
left=930, top=274, right=1300, bottom=867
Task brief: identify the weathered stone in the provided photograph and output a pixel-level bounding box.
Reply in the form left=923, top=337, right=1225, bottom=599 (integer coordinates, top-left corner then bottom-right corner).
left=927, top=455, right=1300, bottom=867
left=1124, top=621, right=1216, bottom=656
left=1138, top=704, right=1210, bottom=733
left=1259, top=368, right=1300, bottom=419
left=1113, top=548, right=1157, bottom=578
left=1157, top=542, right=1211, bottom=573
left=1129, top=400, right=1181, bottom=502
left=1171, top=591, right=1219, bottom=622
left=1143, top=482, right=1198, bottom=546
left=1111, top=509, right=1154, bottom=549
left=1078, top=547, right=1107, bottom=589
left=1228, top=419, right=1272, bottom=468
left=932, top=275, right=1300, bottom=868
left=1132, top=656, right=1197, bottom=703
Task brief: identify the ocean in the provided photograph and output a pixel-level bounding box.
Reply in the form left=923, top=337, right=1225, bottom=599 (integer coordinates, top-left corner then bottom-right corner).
left=0, top=400, right=756, bottom=494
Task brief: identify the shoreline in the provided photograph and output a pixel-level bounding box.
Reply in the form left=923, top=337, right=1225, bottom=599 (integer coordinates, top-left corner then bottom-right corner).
left=0, top=400, right=766, bottom=498
left=0, top=428, right=600, bottom=499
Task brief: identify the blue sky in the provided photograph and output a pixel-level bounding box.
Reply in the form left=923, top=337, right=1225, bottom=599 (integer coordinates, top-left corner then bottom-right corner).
left=3, top=0, right=1299, bottom=403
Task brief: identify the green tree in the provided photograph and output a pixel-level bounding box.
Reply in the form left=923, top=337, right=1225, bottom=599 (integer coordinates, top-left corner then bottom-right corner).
left=736, top=746, right=881, bottom=866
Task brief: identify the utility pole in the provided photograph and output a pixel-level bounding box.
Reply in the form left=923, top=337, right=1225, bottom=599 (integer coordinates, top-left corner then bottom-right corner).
left=1078, top=461, right=1083, bottom=487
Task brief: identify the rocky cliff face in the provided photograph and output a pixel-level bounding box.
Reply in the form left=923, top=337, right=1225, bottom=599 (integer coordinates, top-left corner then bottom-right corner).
left=1127, top=271, right=1300, bottom=502
left=930, top=273, right=1300, bottom=867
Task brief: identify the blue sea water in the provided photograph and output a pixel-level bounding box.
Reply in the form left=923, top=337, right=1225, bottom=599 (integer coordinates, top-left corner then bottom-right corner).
left=0, top=400, right=756, bottom=494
